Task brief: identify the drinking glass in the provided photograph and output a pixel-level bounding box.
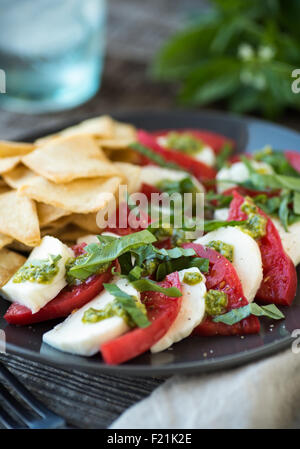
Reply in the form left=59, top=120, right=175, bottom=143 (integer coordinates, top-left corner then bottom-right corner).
left=0, top=0, right=107, bottom=113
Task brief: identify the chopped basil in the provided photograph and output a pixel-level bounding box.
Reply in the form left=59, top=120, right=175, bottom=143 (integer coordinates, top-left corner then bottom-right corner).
left=204, top=219, right=247, bottom=232
left=67, top=230, right=156, bottom=282
left=130, top=278, right=182, bottom=297
left=130, top=142, right=185, bottom=172
left=213, top=303, right=284, bottom=325
left=155, top=256, right=209, bottom=281
left=216, top=142, right=234, bottom=170
left=82, top=283, right=150, bottom=328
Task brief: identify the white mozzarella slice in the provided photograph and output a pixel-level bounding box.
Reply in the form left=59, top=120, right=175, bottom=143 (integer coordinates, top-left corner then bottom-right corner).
left=140, top=165, right=204, bottom=192
left=1, top=236, right=73, bottom=313
left=77, top=234, right=99, bottom=245
left=43, top=278, right=140, bottom=356
left=214, top=207, right=229, bottom=221
left=194, top=145, right=216, bottom=167
left=194, top=226, right=262, bottom=302
left=151, top=267, right=206, bottom=353
left=216, top=161, right=273, bottom=193
left=272, top=218, right=300, bottom=266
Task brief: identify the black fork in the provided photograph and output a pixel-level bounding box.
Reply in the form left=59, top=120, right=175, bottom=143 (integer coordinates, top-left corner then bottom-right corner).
left=0, top=362, right=66, bottom=429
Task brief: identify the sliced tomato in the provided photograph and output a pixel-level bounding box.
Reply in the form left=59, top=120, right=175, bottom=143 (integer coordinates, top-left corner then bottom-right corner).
left=4, top=242, right=113, bottom=326
left=100, top=272, right=182, bottom=365
left=285, top=150, right=300, bottom=173
left=137, top=130, right=217, bottom=184
left=4, top=271, right=112, bottom=326
left=151, top=129, right=234, bottom=154
left=228, top=190, right=297, bottom=306
left=182, top=243, right=260, bottom=336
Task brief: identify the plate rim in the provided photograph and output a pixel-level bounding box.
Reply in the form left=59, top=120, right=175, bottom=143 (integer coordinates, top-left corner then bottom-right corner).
left=2, top=108, right=300, bottom=376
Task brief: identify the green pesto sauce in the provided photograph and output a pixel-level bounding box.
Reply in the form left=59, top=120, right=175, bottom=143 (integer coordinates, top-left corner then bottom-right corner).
left=183, top=271, right=202, bottom=285
left=240, top=197, right=267, bottom=239
left=12, top=254, right=62, bottom=284
left=205, top=289, right=228, bottom=316
left=207, top=240, right=234, bottom=263
left=152, top=225, right=188, bottom=247
left=82, top=297, right=147, bottom=328
left=165, top=132, right=204, bottom=155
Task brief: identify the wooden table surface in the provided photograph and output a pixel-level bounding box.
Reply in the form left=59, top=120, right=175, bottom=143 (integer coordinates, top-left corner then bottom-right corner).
left=0, top=0, right=299, bottom=429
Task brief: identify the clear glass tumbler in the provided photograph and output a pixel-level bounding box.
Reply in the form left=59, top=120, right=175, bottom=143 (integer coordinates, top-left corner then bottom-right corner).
left=0, top=0, right=107, bottom=113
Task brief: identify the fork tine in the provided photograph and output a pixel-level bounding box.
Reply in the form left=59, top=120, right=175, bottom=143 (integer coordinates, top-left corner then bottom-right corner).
left=0, top=363, right=65, bottom=429
left=0, top=382, right=35, bottom=427
left=0, top=402, right=23, bottom=429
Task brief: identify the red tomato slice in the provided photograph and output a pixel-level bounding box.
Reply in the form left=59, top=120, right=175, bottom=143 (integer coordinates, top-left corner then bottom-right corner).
left=228, top=190, right=297, bottom=306
left=4, top=242, right=113, bottom=326
left=285, top=150, right=300, bottom=173
left=100, top=272, right=182, bottom=365
left=137, top=130, right=217, bottom=184
left=151, top=129, right=234, bottom=154
left=4, top=271, right=112, bottom=326
left=182, top=243, right=260, bottom=336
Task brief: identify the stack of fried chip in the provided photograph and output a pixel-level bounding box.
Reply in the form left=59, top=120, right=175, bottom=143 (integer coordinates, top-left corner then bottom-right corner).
left=0, top=116, right=141, bottom=287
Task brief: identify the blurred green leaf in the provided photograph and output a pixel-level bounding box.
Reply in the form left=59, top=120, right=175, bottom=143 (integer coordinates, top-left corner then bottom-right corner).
left=151, top=0, right=300, bottom=119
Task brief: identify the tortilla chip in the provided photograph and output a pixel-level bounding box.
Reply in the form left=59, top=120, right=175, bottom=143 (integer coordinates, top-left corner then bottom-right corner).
left=96, top=121, right=137, bottom=150
left=35, top=115, right=115, bottom=145
left=0, top=248, right=27, bottom=288
left=0, top=191, right=40, bottom=246
left=0, top=156, right=22, bottom=174
left=0, top=233, right=13, bottom=249
left=71, top=213, right=103, bottom=233
left=19, top=175, right=121, bottom=214
left=0, top=140, right=35, bottom=157
left=37, top=203, right=71, bottom=227
left=2, top=165, right=37, bottom=189
left=113, top=162, right=142, bottom=194
left=22, top=135, right=122, bottom=184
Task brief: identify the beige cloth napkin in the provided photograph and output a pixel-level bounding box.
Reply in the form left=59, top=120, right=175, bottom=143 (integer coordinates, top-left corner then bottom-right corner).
left=110, top=349, right=300, bottom=429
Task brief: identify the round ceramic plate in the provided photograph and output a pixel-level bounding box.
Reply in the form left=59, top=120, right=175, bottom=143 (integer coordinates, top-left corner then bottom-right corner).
left=1, top=109, right=300, bottom=376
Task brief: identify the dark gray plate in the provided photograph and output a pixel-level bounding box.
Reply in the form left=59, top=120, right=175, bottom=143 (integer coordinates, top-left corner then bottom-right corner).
left=1, top=109, right=300, bottom=376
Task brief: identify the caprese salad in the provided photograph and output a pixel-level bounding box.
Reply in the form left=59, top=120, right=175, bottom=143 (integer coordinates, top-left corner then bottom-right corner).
left=3, top=126, right=300, bottom=365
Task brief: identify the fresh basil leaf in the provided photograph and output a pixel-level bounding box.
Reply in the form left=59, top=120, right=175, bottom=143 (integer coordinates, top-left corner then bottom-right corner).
left=213, top=302, right=284, bottom=325
left=216, top=142, right=234, bottom=170
left=278, top=191, right=290, bottom=231
left=156, top=256, right=209, bottom=281
left=103, top=283, right=150, bottom=328
left=130, top=142, right=185, bottom=172
left=293, top=191, right=300, bottom=215
left=68, top=230, right=156, bottom=281
left=254, top=148, right=300, bottom=177
left=118, top=252, right=134, bottom=275
left=96, top=235, right=118, bottom=245
left=131, top=279, right=182, bottom=297
left=128, top=266, right=143, bottom=280
left=204, top=220, right=247, bottom=232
